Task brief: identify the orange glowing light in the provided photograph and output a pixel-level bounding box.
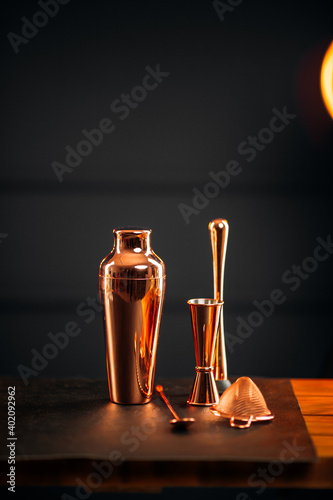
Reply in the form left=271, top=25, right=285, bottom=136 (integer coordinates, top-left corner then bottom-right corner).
left=321, top=41, right=333, bottom=118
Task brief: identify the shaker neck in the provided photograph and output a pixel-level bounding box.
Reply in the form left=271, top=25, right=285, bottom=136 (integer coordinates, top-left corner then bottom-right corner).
left=114, top=228, right=152, bottom=253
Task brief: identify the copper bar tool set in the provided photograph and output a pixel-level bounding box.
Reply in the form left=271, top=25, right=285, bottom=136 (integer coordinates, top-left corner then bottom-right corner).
left=99, top=221, right=274, bottom=429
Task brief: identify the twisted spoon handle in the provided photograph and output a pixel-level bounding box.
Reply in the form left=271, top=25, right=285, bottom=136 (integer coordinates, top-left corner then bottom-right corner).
left=156, top=385, right=180, bottom=420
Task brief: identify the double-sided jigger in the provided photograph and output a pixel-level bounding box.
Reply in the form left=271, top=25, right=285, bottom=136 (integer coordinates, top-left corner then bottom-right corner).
left=209, top=218, right=231, bottom=393
left=187, top=299, right=224, bottom=406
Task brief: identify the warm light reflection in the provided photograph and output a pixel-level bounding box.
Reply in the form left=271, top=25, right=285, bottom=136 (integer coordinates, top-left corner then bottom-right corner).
left=321, top=41, right=333, bottom=118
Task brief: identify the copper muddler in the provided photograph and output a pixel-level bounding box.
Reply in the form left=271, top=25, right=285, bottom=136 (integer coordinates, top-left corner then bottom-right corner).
left=208, top=219, right=231, bottom=392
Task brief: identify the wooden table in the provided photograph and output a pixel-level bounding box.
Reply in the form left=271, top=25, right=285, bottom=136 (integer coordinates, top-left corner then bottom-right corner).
left=290, top=378, right=333, bottom=486
left=1, top=377, right=333, bottom=492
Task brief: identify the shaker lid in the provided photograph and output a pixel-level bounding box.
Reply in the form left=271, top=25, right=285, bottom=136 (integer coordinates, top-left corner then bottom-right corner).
left=99, top=227, right=165, bottom=280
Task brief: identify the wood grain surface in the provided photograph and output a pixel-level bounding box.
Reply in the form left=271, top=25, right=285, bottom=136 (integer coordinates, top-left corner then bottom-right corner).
left=291, top=379, right=333, bottom=460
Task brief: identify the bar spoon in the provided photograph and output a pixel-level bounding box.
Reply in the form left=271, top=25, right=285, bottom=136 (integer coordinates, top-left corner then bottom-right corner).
left=156, top=385, right=195, bottom=430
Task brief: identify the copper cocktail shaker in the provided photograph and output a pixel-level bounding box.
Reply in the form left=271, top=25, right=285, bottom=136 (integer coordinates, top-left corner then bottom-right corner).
left=208, top=219, right=231, bottom=392
left=99, top=227, right=166, bottom=404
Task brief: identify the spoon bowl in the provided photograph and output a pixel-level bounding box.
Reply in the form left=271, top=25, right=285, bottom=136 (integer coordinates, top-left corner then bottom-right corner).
left=169, top=417, right=196, bottom=430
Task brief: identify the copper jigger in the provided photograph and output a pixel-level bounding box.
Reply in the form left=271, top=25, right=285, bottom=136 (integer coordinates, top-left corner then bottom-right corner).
left=209, top=219, right=231, bottom=393
left=187, top=299, right=224, bottom=406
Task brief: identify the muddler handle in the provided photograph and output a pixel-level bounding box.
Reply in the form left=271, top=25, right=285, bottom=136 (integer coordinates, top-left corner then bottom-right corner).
left=209, top=219, right=229, bottom=383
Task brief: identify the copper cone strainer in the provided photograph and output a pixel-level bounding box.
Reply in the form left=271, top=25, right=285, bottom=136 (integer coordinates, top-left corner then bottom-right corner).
left=210, top=376, right=274, bottom=428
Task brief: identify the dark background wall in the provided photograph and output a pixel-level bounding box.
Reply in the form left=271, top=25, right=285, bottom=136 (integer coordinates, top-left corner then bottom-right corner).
left=1, top=0, right=332, bottom=384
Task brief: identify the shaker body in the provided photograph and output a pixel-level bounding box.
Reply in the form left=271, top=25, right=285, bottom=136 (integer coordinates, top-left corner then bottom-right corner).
left=99, top=228, right=165, bottom=404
